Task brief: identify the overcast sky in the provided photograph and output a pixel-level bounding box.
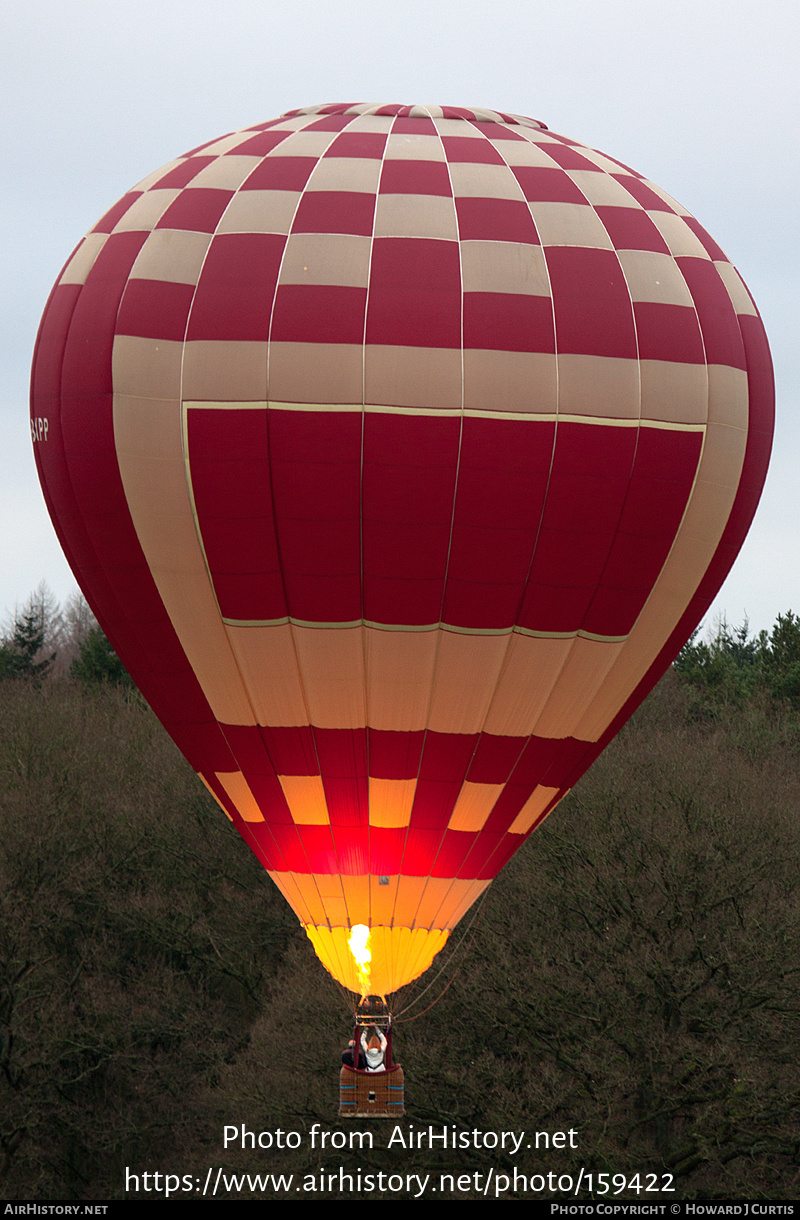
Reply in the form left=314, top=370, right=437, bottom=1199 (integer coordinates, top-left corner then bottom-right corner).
left=2, top=0, right=797, bottom=634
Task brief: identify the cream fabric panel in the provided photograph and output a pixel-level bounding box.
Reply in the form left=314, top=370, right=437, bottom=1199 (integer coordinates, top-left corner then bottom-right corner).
left=529, top=202, right=614, bottom=249
left=279, top=233, right=371, bottom=287
left=216, top=772, right=264, bottom=822
left=556, top=355, right=640, bottom=419
left=113, top=386, right=256, bottom=725
left=483, top=633, right=576, bottom=737
left=427, top=630, right=511, bottom=734
left=268, top=341, right=362, bottom=403
left=114, top=335, right=183, bottom=400
left=364, top=344, right=463, bottom=411
left=278, top=774, right=329, bottom=824
left=199, top=774, right=233, bottom=821
left=292, top=625, right=366, bottom=729
left=183, top=340, right=267, bottom=401
left=640, top=362, right=708, bottom=424
left=373, top=193, right=458, bottom=240
left=341, top=874, right=370, bottom=926
left=368, top=778, right=417, bottom=828
left=534, top=636, right=627, bottom=739
left=463, top=349, right=557, bottom=414
left=509, top=786, right=561, bottom=834
left=224, top=623, right=309, bottom=726
left=59, top=233, right=109, bottom=285
left=369, top=874, right=402, bottom=926
left=364, top=626, right=438, bottom=731
left=128, top=229, right=212, bottom=284
left=448, top=782, right=505, bottom=832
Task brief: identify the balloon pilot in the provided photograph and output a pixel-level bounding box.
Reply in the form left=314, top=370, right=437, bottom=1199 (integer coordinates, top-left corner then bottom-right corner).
left=339, top=995, right=404, bottom=1116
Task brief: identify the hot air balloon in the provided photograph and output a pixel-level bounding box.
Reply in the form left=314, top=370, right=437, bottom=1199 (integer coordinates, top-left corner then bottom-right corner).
left=30, top=103, right=774, bottom=1004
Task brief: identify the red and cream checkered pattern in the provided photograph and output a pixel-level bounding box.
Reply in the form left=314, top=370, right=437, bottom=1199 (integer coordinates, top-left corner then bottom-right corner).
left=31, top=104, right=773, bottom=995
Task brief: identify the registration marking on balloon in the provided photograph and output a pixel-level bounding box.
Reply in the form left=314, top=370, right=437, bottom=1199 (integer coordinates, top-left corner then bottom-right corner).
left=31, top=103, right=773, bottom=998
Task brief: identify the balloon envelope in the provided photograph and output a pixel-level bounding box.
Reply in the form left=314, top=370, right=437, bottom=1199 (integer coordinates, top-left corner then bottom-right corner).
left=31, top=103, right=773, bottom=996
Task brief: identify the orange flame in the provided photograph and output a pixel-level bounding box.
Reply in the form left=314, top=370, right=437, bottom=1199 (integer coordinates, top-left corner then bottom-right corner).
left=347, top=924, right=372, bottom=996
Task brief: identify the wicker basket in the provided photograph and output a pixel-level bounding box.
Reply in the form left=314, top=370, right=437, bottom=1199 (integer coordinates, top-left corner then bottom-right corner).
left=339, top=1065, right=405, bottom=1118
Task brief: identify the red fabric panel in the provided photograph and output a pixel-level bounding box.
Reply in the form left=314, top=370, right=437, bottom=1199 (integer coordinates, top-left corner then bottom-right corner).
left=466, top=734, right=527, bottom=784
left=455, top=196, right=540, bottom=242
left=155, top=189, right=234, bottom=233
left=269, top=408, right=362, bottom=622
left=329, top=828, right=368, bottom=874
left=315, top=727, right=368, bottom=773
left=633, top=301, right=705, bottom=363
left=431, top=830, right=479, bottom=877
left=362, top=412, right=460, bottom=625
left=188, top=407, right=286, bottom=622
left=378, top=160, right=452, bottom=196
left=519, top=421, right=636, bottom=633
left=512, top=166, right=587, bottom=204
left=401, top=828, right=448, bottom=875
left=271, top=284, right=367, bottom=343
left=116, top=279, right=195, bottom=341
left=292, top=191, right=376, bottom=236
left=296, top=825, right=339, bottom=872
left=228, top=131, right=293, bottom=157
left=541, top=143, right=602, bottom=171
left=369, top=828, right=406, bottom=874
left=442, top=136, right=505, bottom=163
left=316, top=728, right=369, bottom=827
left=153, top=157, right=216, bottom=188
left=463, top=291, right=554, bottom=352
left=368, top=729, right=425, bottom=779
left=260, top=725, right=319, bottom=775
left=683, top=218, right=729, bottom=261
left=325, top=777, right=369, bottom=826
left=459, top=829, right=507, bottom=878
left=444, top=416, right=554, bottom=629
left=91, top=192, right=143, bottom=233
left=324, top=131, right=387, bottom=158
left=366, top=239, right=461, bottom=348
left=241, top=157, right=318, bottom=191
left=612, top=175, right=674, bottom=211
left=187, top=233, right=286, bottom=341
left=410, top=779, right=463, bottom=828
left=678, top=257, right=747, bottom=368
left=546, top=247, right=636, bottom=358
left=389, top=117, right=437, bottom=135
left=418, top=731, right=478, bottom=780
left=595, top=206, right=671, bottom=253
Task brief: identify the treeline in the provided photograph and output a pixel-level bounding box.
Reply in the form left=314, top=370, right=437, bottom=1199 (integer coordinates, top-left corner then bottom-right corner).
left=1, top=605, right=799, bottom=1200
left=677, top=612, right=800, bottom=710
left=0, top=585, right=129, bottom=686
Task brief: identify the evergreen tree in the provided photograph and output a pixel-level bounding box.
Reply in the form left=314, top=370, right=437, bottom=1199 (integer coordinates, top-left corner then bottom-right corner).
left=0, top=591, right=56, bottom=680
left=70, top=624, right=131, bottom=687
